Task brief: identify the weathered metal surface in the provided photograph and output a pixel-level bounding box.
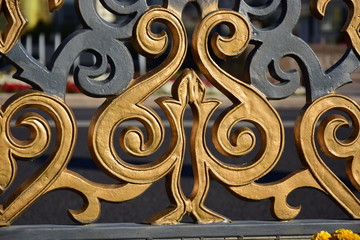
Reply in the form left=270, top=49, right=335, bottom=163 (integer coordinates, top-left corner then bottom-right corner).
left=0, top=0, right=359, bottom=230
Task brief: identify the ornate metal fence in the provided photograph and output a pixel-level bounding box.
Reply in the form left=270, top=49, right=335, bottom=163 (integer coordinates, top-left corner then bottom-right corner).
left=1, top=0, right=360, bottom=239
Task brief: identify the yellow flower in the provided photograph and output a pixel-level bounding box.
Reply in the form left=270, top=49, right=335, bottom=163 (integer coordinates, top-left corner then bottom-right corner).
left=312, top=231, right=332, bottom=240
left=332, top=229, right=360, bottom=240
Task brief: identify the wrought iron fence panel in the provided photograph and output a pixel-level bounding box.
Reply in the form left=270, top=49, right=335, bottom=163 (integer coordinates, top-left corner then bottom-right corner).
left=0, top=0, right=360, bottom=238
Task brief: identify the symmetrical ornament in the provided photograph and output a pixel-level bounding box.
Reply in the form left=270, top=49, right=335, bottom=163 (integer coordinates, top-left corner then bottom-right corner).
left=0, top=0, right=359, bottom=226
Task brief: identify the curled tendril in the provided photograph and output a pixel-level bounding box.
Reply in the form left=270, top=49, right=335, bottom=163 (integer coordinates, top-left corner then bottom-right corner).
left=317, top=112, right=360, bottom=190
left=89, top=7, right=187, bottom=183
left=132, top=15, right=168, bottom=58
left=192, top=10, right=284, bottom=185
left=295, top=94, right=360, bottom=218
left=311, top=0, right=360, bottom=55
left=73, top=39, right=134, bottom=97
left=210, top=23, right=248, bottom=60
left=0, top=97, right=52, bottom=192
left=229, top=126, right=256, bottom=157
left=0, top=91, right=76, bottom=226
left=76, top=0, right=147, bottom=39
left=318, top=115, right=358, bottom=159
left=118, top=117, right=159, bottom=157
left=213, top=117, right=259, bottom=159
left=48, top=170, right=150, bottom=224
left=8, top=113, right=50, bottom=160
left=239, top=0, right=282, bottom=17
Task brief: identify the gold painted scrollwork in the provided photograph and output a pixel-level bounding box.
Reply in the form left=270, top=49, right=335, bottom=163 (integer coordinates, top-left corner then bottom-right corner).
left=229, top=169, right=324, bottom=220
left=3, top=0, right=360, bottom=226
left=189, top=9, right=327, bottom=222
left=295, top=94, right=360, bottom=218
left=0, top=0, right=64, bottom=54
left=0, top=0, right=27, bottom=54
left=311, top=0, right=360, bottom=55
left=192, top=10, right=285, bottom=186
left=0, top=90, right=76, bottom=226
left=147, top=69, right=226, bottom=224
left=86, top=7, right=188, bottom=224
left=226, top=93, right=360, bottom=221
left=89, top=7, right=187, bottom=183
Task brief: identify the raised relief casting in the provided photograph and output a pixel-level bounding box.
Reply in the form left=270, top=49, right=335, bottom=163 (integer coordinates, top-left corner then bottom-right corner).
left=0, top=0, right=359, bottom=225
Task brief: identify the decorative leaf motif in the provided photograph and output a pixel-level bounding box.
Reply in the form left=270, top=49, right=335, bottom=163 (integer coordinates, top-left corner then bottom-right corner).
left=147, top=69, right=226, bottom=224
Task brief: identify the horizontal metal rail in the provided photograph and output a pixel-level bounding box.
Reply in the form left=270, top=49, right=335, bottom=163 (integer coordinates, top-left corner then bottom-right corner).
left=2, top=220, right=360, bottom=240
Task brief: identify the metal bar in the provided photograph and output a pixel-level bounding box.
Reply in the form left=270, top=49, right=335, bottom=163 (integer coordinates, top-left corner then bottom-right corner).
left=1, top=220, right=359, bottom=240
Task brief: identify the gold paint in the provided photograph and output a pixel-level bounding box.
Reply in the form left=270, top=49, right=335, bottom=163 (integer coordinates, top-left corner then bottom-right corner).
left=88, top=8, right=286, bottom=225
left=229, top=93, right=360, bottom=221
left=47, top=0, right=64, bottom=12
left=0, top=0, right=27, bottom=54
left=147, top=69, right=227, bottom=224
left=192, top=10, right=284, bottom=185
left=1, top=1, right=360, bottom=226
left=230, top=169, right=324, bottom=220
left=72, top=5, right=360, bottom=225
left=310, top=0, right=360, bottom=55
left=88, top=7, right=284, bottom=225
left=90, top=7, right=187, bottom=183
left=48, top=170, right=151, bottom=223
left=88, top=7, right=188, bottom=224
left=0, top=0, right=64, bottom=54
left=295, top=94, right=360, bottom=218
left=0, top=90, right=77, bottom=226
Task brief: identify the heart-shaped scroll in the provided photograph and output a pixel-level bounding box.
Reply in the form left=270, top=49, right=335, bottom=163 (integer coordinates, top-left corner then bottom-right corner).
left=0, top=90, right=76, bottom=226
left=295, top=94, right=360, bottom=218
